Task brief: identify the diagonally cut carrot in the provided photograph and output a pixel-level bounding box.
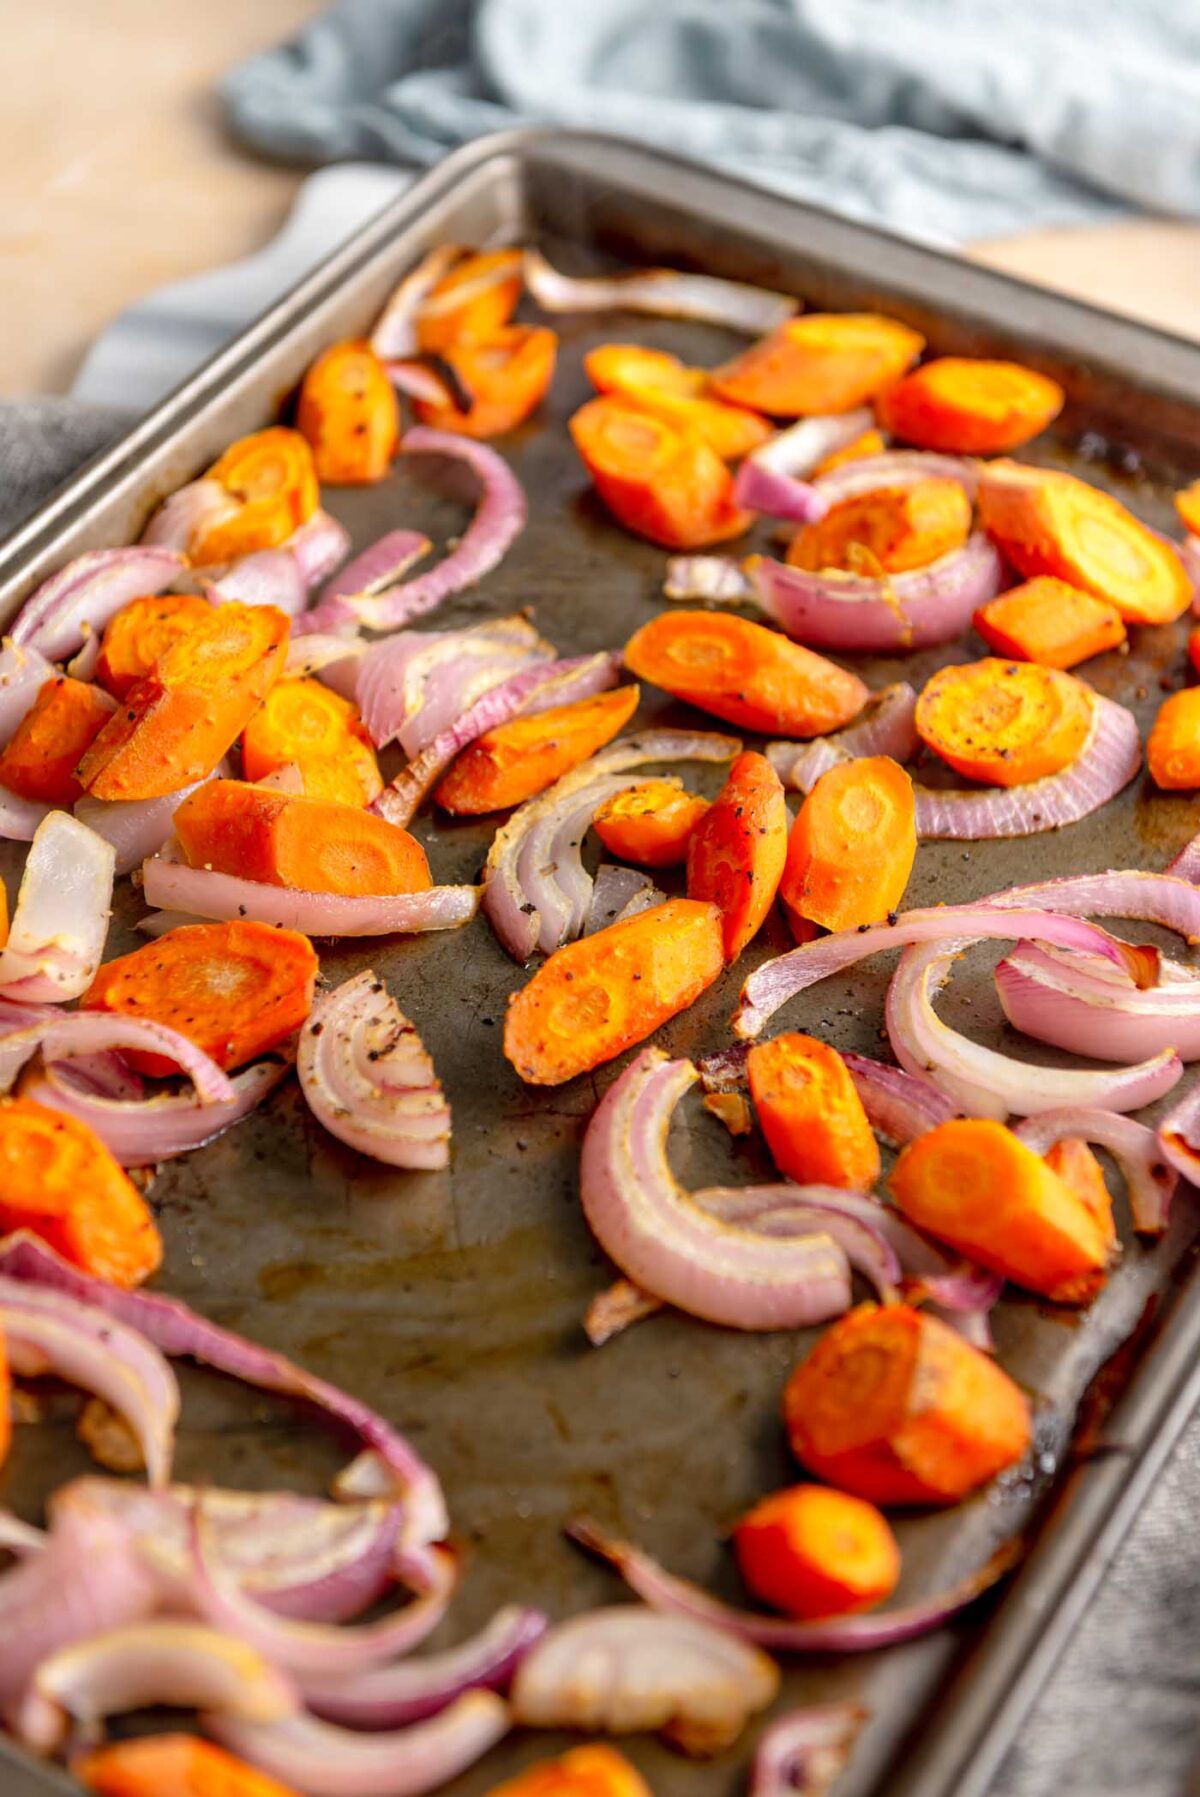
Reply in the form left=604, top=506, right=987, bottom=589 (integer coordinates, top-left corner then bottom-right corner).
left=734, top=1485, right=899, bottom=1619
left=877, top=358, right=1064, bottom=455
left=0, top=676, right=115, bottom=806
left=96, top=593, right=214, bottom=701
left=296, top=339, right=400, bottom=485
left=192, top=428, right=319, bottom=566
left=585, top=342, right=771, bottom=460
left=415, top=248, right=524, bottom=353
left=914, top=657, right=1093, bottom=788
left=75, top=1733, right=300, bottom=1797
left=686, top=750, right=787, bottom=960
left=414, top=326, right=558, bottom=439
left=781, top=754, right=916, bottom=934
left=570, top=397, right=751, bottom=549
left=972, top=577, right=1126, bottom=670
left=711, top=314, right=924, bottom=417
left=1147, top=687, right=1200, bottom=790
left=242, top=678, right=381, bottom=808
left=747, top=1032, right=880, bottom=1191
left=435, top=685, right=640, bottom=814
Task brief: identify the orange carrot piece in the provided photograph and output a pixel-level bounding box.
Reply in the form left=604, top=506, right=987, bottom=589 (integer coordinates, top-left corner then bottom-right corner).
left=746, top=1032, right=881, bottom=1190
left=485, top=1744, right=651, bottom=1797
left=78, top=602, right=290, bottom=802
left=296, top=339, right=400, bottom=485
left=978, top=460, right=1191, bottom=625
left=593, top=779, right=710, bottom=868
left=503, top=897, right=724, bottom=1086
left=96, top=593, right=214, bottom=701
left=570, top=397, right=751, bottom=549
left=877, top=358, right=1064, bottom=455
left=787, top=478, right=972, bottom=576
left=1044, top=1138, right=1117, bottom=1260
left=711, top=314, right=924, bottom=417
left=1147, top=687, right=1200, bottom=790
left=783, top=1301, right=1032, bottom=1506
left=780, top=755, right=916, bottom=935
left=415, top=248, right=524, bottom=354
left=914, top=657, right=1093, bottom=788
left=415, top=325, right=558, bottom=439
left=0, top=677, right=114, bottom=806
left=972, top=576, right=1126, bottom=670
left=434, top=685, right=640, bottom=815
left=76, top=1733, right=300, bottom=1797
left=890, top=1118, right=1114, bottom=1303
left=0, top=1096, right=162, bottom=1289
left=685, top=750, right=787, bottom=960
left=812, top=428, right=888, bottom=477
left=584, top=342, right=770, bottom=460
left=586, top=343, right=708, bottom=400
left=82, top=920, right=318, bottom=1079
left=0, top=1325, right=9, bottom=1471
left=1175, top=480, right=1200, bottom=537
left=624, top=609, right=868, bottom=738
left=192, top=427, right=319, bottom=566
left=242, top=677, right=382, bottom=807
left=734, top=1484, right=900, bottom=1620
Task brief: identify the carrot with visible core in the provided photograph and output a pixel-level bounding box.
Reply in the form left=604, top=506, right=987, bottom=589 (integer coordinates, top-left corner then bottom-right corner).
left=711, top=314, right=924, bottom=417
left=780, top=755, right=916, bottom=935
left=242, top=678, right=382, bottom=807
left=977, top=461, right=1191, bottom=625
left=415, top=248, right=523, bottom=353
left=415, top=325, right=558, bottom=438
left=0, top=1096, right=162, bottom=1289
left=813, top=428, right=888, bottom=476
left=915, top=657, right=1093, bottom=788
left=76, top=1734, right=300, bottom=1797
left=877, top=358, right=1064, bottom=455
left=96, top=593, right=214, bottom=701
left=1044, top=1138, right=1117, bottom=1260
left=1175, top=481, right=1200, bottom=537
left=0, top=677, right=115, bottom=806
left=434, top=685, right=639, bottom=814
left=78, top=602, right=290, bottom=801
left=593, top=780, right=710, bottom=867
left=584, top=342, right=771, bottom=460
left=783, top=1301, right=1032, bottom=1505
left=787, top=478, right=972, bottom=576
left=972, top=577, right=1126, bottom=670
left=624, top=609, right=868, bottom=738
left=734, top=1484, right=900, bottom=1619
left=485, top=1744, right=651, bottom=1797
left=192, top=428, right=319, bottom=566
left=890, top=1118, right=1114, bottom=1303
left=746, top=1032, right=881, bottom=1190
left=570, top=397, right=751, bottom=549
left=296, top=339, right=400, bottom=485
left=504, top=897, right=724, bottom=1086
left=686, top=750, right=787, bottom=960
left=1147, top=688, right=1200, bottom=790
left=83, top=920, right=318, bottom=1078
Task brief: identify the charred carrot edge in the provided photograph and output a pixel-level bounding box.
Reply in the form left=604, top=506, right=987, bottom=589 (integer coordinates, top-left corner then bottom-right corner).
left=242, top=677, right=382, bottom=807
left=685, top=749, right=788, bottom=960
left=734, top=1484, right=900, bottom=1619
left=877, top=358, right=1064, bottom=455
left=711, top=314, right=925, bottom=417
left=914, top=656, right=1093, bottom=789
left=74, top=1733, right=301, bottom=1797
left=415, top=247, right=524, bottom=354
left=746, top=1032, right=881, bottom=1191
left=972, top=577, right=1126, bottom=670
left=780, top=755, right=916, bottom=934
left=194, top=427, right=319, bottom=564
left=593, top=779, right=711, bottom=868
left=415, top=325, right=558, bottom=439
left=296, top=338, right=400, bottom=485
left=96, top=593, right=214, bottom=701
left=787, top=478, right=972, bottom=577
left=570, top=396, right=751, bottom=550
left=435, top=685, right=640, bottom=815
left=1147, top=687, right=1200, bottom=791
left=0, top=676, right=115, bottom=806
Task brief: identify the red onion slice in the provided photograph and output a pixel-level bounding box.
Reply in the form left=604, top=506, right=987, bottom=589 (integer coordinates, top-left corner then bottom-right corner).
left=0, top=641, right=55, bottom=749
left=733, top=461, right=828, bottom=524
left=9, top=546, right=184, bottom=661
left=385, top=360, right=458, bottom=406
left=767, top=683, right=919, bottom=791
left=357, top=616, right=551, bottom=753
left=287, top=633, right=367, bottom=680
left=585, top=865, right=666, bottom=935
left=0, top=786, right=52, bottom=844
left=664, top=555, right=755, bottom=604
left=524, top=247, right=798, bottom=333
left=751, top=533, right=1003, bottom=653
left=299, top=530, right=432, bottom=637
left=511, top=1603, right=778, bottom=1755
left=141, top=479, right=240, bottom=556
left=297, top=972, right=451, bottom=1170
left=1154, top=1077, right=1200, bottom=1197
left=206, top=549, right=307, bottom=616
left=814, top=450, right=980, bottom=505
left=370, top=245, right=464, bottom=360
left=0, top=1010, right=235, bottom=1106
left=751, top=411, right=875, bottom=479
left=141, top=858, right=480, bottom=939
left=0, top=812, right=114, bottom=1001
left=23, top=1055, right=288, bottom=1166
left=1014, top=1109, right=1178, bottom=1236
left=285, top=510, right=353, bottom=591
left=841, top=1051, right=960, bottom=1145
left=76, top=773, right=218, bottom=876
left=750, top=1703, right=867, bottom=1797
left=692, top=1186, right=900, bottom=1297
left=996, top=941, right=1200, bottom=1063
left=989, top=870, right=1200, bottom=942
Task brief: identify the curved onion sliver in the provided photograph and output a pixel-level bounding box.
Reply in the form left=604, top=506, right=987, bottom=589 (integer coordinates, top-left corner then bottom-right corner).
left=0, top=812, right=114, bottom=1000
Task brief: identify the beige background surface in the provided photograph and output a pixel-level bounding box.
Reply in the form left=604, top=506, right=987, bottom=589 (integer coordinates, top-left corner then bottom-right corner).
left=2, top=0, right=1199, bottom=396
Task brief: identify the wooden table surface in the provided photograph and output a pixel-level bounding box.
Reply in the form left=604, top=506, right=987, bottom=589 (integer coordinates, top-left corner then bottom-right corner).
left=2, top=0, right=1199, bottom=395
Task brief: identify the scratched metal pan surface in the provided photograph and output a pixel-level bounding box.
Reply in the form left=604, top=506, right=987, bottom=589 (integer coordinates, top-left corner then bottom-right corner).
left=1, top=132, right=1200, bottom=1797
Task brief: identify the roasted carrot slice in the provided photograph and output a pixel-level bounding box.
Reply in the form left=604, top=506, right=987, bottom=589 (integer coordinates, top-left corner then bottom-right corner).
left=914, top=657, right=1092, bottom=788
left=972, top=576, right=1126, bottom=670
left=787, top=478, right=971, bottom=576
left=747, top=1032, right=881, bottom=1190
left=593, top=779, right=710, bottom=867
left=1147, top=687, right=1200, bottom=790
left=0, top=1325, right=9, bottom=1471
left=1175, top=480, right=1200, bottom=537
left=783, top=1301, right=1031, bottom=1505
left=877, top=358, right=1064, bottom=455
left=485, top=1744, right=651, bottom=1797
left=586, top=343, right=708, bottom=400
left=76, top=1733, right=300, bottom=1797
left=415, top=248, right=524, bottom=354
left=174, top=779, right=431, bottom=897
left=0, top=677, right=114, bottom=806
left=977, top=461, right=1191, bottom=625
left=242, top=677, right=382, bottom=807
left=83, top=920, right=318, bottom=1078
left=570, top=397, right=751, bottom=549
left=780, top=755, right=916, bottom=935
left=0, top=1096, right=162, bottom=1289
left=96, top=592, right=214, bottom=701
left=734, top=1484, right=900, bottom=1619
left=584, top=342, right=770, bottom=460
left=296, top=338, right=400, bottom=485
left=435, top=685, right=640, bottom=815
left=686, top=750, right=787, bottom=960
left=813, top=428, right=888, bottom=477
left=624, top=609, right=868, bottom=738
left=78, top=602, right=290, bottom=802
left=192, top=427, right=319, bottom=566
left=415, top=325, right=558, bottom=438
left=711, top=314, right=924, bottom=417
left=503, top=897, right=724, bottom=1086
left=890, top=1118, right=1114, bottom=1303
left=1044, top=1138, right=1117, bottom=1260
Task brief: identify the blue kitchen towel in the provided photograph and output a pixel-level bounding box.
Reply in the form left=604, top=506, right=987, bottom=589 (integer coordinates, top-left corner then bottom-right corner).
left=224, top=0, right=1200, bottom=245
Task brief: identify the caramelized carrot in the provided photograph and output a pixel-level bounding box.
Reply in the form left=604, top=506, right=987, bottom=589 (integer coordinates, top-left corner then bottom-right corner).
left=503, top=897, right=724, bottom=1086
left=972, top=576, right=1126, bottom=670
left=296, top=339, right=400, bottom=485
left=570, top=397, right=750, bottom=549
left=96, top=593, right=214, bottom=701
left=485, top=1744, right=651, bottom=1797
left=78, top=602, right=290, bottom=801
left=734, top=1485, right=900, bottom=1619
left=685, top=750, right=787, bottom=960
left=1044, top=1138, right=1117, bottom=1260
left=783, top=1301, right=1031, bottom=1505
left=415, top=325, right=558, bottom=438
left=1147, top=688, right=1200, bottom=790
left=746, top=1032, right=880, bottom=1190
left=174, top=779, right=431, bottom=897
left=192, top=428, right=319, bottom=566
left=711, top=314, right=924, bottom=417
left=593, top=780, right=710, bottom=867
left=780, top=755, right=916, bottom=935
left=76, top=1733, right=300, bottom=1797
left=978, top=461, right=1191, bottom=625
left=415, top=248, right=524, bottom=353
left=890, top=1118, right=1114, bottom=1303
left=242, top=677, right=382, bottom=807
left=1175, top=480, right=1200, bottom=537
left=584, top=342, right=771, bottom=460
left=787, top=478, right=972, bottom=576
left=0, top=677, right=114, bottom=806
left=624, top=610, right=868, bottom=738
left=813, top=428, right=888, bottom=477
left=83, top=920, right=318, bottom=1078
left=914, top=657, right=1093, bottom=788
left=0, top=1325, right=9, bottom=1471
left=0, top=1096, right=161, bottom=1289
left=586, top=343, right=707, bottom=399
left=434, top=685, right=640, bottom=814
left=877, top=358, right=1064, bottom=455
